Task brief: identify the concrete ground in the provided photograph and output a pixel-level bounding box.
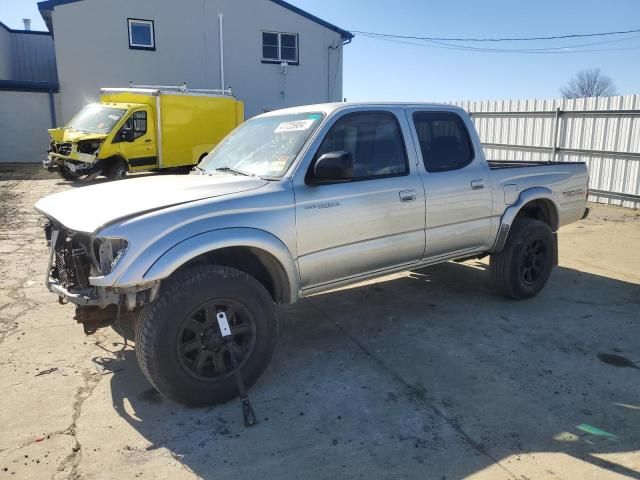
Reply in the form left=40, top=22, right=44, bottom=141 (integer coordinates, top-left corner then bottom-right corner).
left=1, top=165, right=639, bottom=480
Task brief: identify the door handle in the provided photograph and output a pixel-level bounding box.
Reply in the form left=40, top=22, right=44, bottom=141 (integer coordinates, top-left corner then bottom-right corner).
left=471, top=179, right=485, bottom=190
left=399, top=190, right=417, bottom=202
left=144, top=139, right=152, bottom=143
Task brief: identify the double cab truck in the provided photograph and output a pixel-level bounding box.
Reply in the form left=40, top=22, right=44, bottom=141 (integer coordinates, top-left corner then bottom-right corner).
left=35, top=103, right=589, bottom=406
left=44, top=85, right=244, bottom=181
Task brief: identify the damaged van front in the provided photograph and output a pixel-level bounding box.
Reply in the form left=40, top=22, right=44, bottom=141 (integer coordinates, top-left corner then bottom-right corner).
left=44, top=103, right=134, bottom=180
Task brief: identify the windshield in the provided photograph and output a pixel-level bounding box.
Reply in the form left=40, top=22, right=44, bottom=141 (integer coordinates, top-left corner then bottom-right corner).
left=67, top=104, right=127, bottom=134
left=199, top=112, right=325, bottom=178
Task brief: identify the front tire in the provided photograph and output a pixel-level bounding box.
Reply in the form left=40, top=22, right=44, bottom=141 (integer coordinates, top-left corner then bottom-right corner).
left=490, top=218, right=555, bottom=300
left=57, top=166, right=81, bottom=182
left=135, top=265, right=277, bottom=407
left=106, top=159, right=128, bottom=180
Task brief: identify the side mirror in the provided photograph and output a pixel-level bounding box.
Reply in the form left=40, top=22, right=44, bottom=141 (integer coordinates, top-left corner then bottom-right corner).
left=312, top=151, right=353, bottom=183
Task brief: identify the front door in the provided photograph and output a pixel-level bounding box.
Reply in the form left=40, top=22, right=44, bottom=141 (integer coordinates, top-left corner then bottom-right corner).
left=117, top=108, right=157, bottom=170
left=294, top=109, right=426, bottom=290
left=408, top=109, right=494, bottom=258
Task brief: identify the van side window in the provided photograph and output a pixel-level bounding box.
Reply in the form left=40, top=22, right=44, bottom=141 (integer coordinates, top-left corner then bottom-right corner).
left=413, top=112, right=474, bottom=172
left=121, top=111, right=147, bottom=139
left=315, top=112, right=408, bottom=180
left=132, top=111, right=147, bottom=138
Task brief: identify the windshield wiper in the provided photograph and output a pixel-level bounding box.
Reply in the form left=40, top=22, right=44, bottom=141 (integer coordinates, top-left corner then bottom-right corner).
left=215, top=167, right=255, bottom=177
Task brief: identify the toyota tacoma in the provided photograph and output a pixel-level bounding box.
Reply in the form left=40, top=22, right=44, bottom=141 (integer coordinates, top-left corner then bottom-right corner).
left=35, top=103, right=589, bottom=406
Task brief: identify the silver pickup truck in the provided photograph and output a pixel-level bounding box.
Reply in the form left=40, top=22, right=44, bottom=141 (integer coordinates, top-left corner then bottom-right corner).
left=35, top=103, right=589, bottom=406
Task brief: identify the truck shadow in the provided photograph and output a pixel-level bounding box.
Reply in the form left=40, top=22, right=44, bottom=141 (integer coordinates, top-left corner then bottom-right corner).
left=101, top=261, right=640, bottom=479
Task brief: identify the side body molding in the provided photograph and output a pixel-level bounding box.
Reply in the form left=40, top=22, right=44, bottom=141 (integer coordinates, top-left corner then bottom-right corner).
left=492, top=187, right=557, bottom=253
left=140, top=228, right=300, bottom=303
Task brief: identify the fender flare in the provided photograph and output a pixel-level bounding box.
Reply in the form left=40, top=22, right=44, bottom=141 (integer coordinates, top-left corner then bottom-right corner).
left=141, top=228, right=300, bottom=303
left=492, top=187, right=558, bottom=253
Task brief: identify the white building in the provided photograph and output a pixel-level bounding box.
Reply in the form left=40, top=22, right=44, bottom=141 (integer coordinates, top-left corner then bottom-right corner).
left=0, top=0, right=352, bottom=162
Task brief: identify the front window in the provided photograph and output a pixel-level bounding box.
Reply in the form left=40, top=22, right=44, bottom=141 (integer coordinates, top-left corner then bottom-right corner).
left=314, top=112, right=409, bottom=180
left=67, top=105, right=127, bottom=134
left=119, top=111, right=147, bottom=139
left=262, top=32, right=299, bottom=64
left=199, top=112, right=324, bottom=178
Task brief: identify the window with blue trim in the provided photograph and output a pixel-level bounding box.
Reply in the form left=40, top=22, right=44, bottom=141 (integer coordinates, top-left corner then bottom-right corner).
left=128, top=19, right=155, bottom=51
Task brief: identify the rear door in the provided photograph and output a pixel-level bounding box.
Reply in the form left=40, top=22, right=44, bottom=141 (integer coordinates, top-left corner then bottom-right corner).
left=293, top=108, right=426, bottom=290
left=407, top=109, right=493, bottom=258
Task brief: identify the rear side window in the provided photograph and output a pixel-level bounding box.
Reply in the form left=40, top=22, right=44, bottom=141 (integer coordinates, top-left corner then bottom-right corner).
left=315, top=112, right=408, bottom=180
left=413, top=112, right=474, bottom=172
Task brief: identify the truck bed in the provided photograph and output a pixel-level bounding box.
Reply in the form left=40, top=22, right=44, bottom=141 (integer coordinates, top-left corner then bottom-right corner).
left=488, top=160, right=586, bottom=170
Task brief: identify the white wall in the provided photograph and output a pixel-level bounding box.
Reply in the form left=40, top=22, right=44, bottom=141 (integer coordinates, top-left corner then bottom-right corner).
left=51, top=0, right=345, bottom=122
left=0, top=90, right=53, bottom=162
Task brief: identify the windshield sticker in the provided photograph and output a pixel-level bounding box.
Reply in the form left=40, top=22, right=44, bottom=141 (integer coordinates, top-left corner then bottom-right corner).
left=308, top=114, right=323, bottom=120
left=108, top=115, right=120, bottom=121
left=270, top=157, right=288, bottom=171
left=275, top=119, right=316, bottom=133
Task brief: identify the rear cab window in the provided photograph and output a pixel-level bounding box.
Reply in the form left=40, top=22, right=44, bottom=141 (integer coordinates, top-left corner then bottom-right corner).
left=413, top=112, right=474, bottom=172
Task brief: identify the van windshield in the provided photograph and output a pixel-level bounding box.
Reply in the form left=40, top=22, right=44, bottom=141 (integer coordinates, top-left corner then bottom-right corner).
left=199, top=112, right=325, bottom=178
left=67, top=104, right=127, bottom=134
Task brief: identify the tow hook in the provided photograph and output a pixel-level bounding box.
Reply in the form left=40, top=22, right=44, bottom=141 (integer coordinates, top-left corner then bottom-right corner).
left=75, top=305, right=116, bottom=335
left=216, top=311, right=258, bottom=427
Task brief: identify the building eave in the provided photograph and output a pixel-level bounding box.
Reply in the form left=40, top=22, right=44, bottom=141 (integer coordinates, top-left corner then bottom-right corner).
left=268, top=0, right=353, bottom=40
left=37, top=0, right=353, bottom=40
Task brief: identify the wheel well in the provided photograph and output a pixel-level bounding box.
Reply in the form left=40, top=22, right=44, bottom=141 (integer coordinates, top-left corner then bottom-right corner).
left=515, top=199, right=559, bottom=231
left=102, top=156, right=127, bottom=171
left=176, top=247, right=291, bottom=304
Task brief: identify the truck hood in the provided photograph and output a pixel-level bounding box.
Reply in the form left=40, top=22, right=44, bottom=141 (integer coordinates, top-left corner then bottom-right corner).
left=35, top=174, right=269, bottom=233
left=48, top=128, right=109, bottom=143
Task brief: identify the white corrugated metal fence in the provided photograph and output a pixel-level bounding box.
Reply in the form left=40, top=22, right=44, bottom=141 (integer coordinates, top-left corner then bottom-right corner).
left=452, top=95, right=640, bottom=208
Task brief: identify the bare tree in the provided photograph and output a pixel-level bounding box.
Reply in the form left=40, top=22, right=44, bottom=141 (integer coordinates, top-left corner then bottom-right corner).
left=561, top=69, right=618, bottom=99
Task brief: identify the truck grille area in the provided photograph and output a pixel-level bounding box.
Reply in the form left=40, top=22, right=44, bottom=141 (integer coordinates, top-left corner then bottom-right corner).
left=50, top=229, right=91, bottom=290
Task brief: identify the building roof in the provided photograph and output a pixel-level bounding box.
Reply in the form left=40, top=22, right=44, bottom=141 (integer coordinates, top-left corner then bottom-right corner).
left=0, top=19, right=51, bottom=36
left=37, top=0, right=354, bottom=40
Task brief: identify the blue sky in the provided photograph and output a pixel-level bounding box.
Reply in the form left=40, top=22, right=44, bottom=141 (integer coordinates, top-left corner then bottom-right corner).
left=1, top=0, right=639, bottom=101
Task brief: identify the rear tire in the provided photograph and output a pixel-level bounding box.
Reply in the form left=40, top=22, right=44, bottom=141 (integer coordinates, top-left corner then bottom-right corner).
left=106, top=159, right=128, bottom=180
left=490, top=218, right=555, bottom=300
left=135, top=265, right=277, bottom=407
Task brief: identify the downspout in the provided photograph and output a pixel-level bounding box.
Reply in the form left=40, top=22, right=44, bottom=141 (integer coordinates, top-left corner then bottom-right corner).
left=218, top=13, right=225, bottom=90
left=48, top=89, right=56, bottom=127
left=327, top=37, right=352, bottom=102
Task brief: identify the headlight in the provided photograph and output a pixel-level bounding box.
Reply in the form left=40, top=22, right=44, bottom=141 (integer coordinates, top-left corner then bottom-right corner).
left=77, top=140, right=103, bottom=155
left=93, top=238, right=128, bottom=275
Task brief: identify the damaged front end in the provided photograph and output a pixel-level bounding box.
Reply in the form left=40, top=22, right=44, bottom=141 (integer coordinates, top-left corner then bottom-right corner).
left=44, top=221, right=160, bottom=335
left=44, top=137, right=106, bottom=178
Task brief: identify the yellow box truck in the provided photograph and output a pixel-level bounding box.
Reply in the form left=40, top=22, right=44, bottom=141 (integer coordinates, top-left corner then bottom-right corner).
left=44, top=85, right=244, bottom=181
